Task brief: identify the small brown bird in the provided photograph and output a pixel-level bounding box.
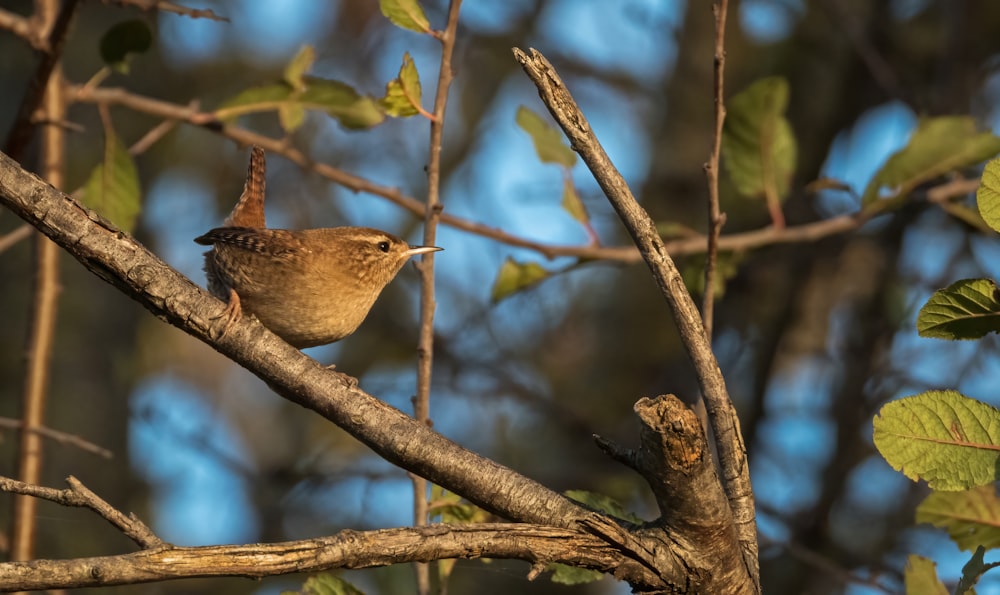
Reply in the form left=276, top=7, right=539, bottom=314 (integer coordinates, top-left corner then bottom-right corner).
left=195, top=146, right=441, bottom=348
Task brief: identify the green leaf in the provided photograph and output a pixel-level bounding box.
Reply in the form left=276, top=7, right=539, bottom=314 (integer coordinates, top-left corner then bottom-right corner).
left=379, top=0, right=431, bottom=33
left=721, top=76, right=797, bottom=202
left=280, top=573, right=364, bottom=595
left=491, top=258, right=551, bottom=303
left=549, top=563, right=604, bottom=585
left=917, top=486, right=1000, bottom=552
left=863, top=116, right=1000, bottom=207
left=561, top=178, right=590, bottom=224
left=284, top=45, right=315, bottom=91
left=429, top=485, right=490, bottom=524
left=681, top=252, right=743, bottom=300
left=904, top=555, right=948, bottom=595
left=99, top=19, right=152, bottom=74
left=80, top=128, right=141, bottom=233
left=217, top=77, right=385, bottom=130
left=379, top=52, right=422, bottom=118
left=873, top=391, right=1000, bottom=491
left=279, top=104, right=306, bottom=132
left=516, top=106, right=577, bottom=168
left=977, top=158, right=1000, bottom=233
left=917, top=278, right=1000, bottom=340
left=564, top=490, right=643, bottom=524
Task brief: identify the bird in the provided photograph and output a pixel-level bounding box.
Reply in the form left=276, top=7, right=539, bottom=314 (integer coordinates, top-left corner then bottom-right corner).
left=194, top=146, right=441, bottom=348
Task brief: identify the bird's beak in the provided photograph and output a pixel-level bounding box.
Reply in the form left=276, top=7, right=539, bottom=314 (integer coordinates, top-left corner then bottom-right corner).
left=405, top=245, right=443, bottom=256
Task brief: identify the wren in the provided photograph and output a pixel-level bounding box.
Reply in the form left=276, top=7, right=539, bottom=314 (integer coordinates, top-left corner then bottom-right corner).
left=194, top=146, right=441, bottom=348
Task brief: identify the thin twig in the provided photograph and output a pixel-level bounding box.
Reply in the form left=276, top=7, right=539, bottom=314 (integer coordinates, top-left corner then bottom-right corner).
left=0, top=224, right=33, bottom=255
left=65, top=86, right=978, bottom=268
left=0, top=9, right=44, bottom=49
left=412, top=3, right=463, bottom=593
left=0, top=476, right=163, bottom=548
left=11, top=0, right=67, bottom=562
left=2, top=0, right=81, bottom=159
left=104, top=0, right=228, bottom=21
left=512, top=47, right=760, bottom=592
left=702, top=0, right=728, bottom=340
left=0, top=418, right=112, bottom=459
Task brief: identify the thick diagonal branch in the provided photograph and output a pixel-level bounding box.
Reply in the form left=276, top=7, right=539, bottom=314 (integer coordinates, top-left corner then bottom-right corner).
left=0, top=150, right=672, bottom=588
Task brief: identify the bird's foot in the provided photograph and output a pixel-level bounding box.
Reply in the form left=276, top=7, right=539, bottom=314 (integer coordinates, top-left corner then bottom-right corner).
left=210, top=288, right=242, bottom=340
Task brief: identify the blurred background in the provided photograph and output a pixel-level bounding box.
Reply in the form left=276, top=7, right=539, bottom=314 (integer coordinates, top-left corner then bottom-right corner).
left=2, top=0, right=1000, bottom=593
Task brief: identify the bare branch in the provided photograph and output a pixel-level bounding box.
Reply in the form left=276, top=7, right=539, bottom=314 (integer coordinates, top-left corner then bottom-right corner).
left=512, top=47, right=759, bottom=591
left=103, top=0, right=229, bottom=21
left=0, top=522, right=648, bottom=590
left=3, top=0, right=81, bottom=159
left=0, top=224, right=32, bottom=254
left=0, top=9, right=44, bottom=49
left=0, top=476, right=162, bottom=548
left=0, top=417, right=112, bottom=459
left=67, top=84, right=935, bottom=268
left=411, top=2, right=464, bottom=592
left=701, top=0, right=729, bottom=339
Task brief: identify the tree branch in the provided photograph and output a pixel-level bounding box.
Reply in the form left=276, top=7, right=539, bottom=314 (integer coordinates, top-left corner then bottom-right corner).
left=701, top=0, right=729, bottom=339
left=411, top=2, right=463, bottom=591
left=512, top=47, right=760, bottom=591
left=0, top=148, right=763, bottom=592
left=67, top=84, right=889, bottom=265
left=0, top=520, right=650, bottom=590
left=0, top=475, right=161, bottom=548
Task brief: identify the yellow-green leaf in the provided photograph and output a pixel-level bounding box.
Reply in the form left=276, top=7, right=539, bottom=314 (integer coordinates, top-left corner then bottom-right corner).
left=564, top=490, right=643, bottom=524
left=681, top=252, right=743, bottom=300
left=279, top=104, right=305, bottom=132
left=284, top=45, right=315, bottom=91
left=516, top=106, right=577, bottom=168
left=917, top=278, right=1000, bottom=340
left=280, top=572, right=364, bottom=595
left=721, top=76, right=797, bottom=202
left=379, top=52, right=422, bottom=118
left=491, top=258, right=550, bottom=303
left=917, top=486, right=1000, bottom=552
left=379, top=0, right=431, bottom=33
left=904, top=555, right=948, bottom=595
left=561, top=178, right=589, bottom=224
left=977, top=158, right=1000, bottom=233
left=217, top=77, right=384, bottom=130
left=863, top=116, right=1000, bottom=207
left=549, top=564, right=604, bottom=586
left=80, top=129, right=141, bottom=232
left=99, top=19, right=152, bottom=74
left=873, top=391, right=1000, bottom=491
left=429, top=485, right=490, bottom=524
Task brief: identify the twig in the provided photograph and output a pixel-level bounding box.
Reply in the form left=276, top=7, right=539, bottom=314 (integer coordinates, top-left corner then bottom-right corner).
left=104, top=0, right=228, bottom=21
left=412, top=3, right=463, bottom=593
left=0, top=520, right=644, bottom=590
left=0, top=417, right=112, bottom=459
left=2, top=0, right=81, bottom=159
left=0, top=224, right=33, bottom=255
left=512, top=47, right=760, bottom=591
left=0, top=9, right=44, bottom=49
left=67, top=84, right=928, bottom=264
left=0, top=475, right=163, bottom=549
left=701, top=0, right=728, bottom=340
left=11, top=0, right=67, bottom=561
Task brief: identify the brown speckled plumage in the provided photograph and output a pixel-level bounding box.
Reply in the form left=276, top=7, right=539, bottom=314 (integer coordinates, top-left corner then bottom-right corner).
left=194, top=147, right=441, bottom=348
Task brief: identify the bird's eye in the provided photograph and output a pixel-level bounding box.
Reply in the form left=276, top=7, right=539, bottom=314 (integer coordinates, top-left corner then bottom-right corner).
left=377, top=241, right=391, bottom=253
